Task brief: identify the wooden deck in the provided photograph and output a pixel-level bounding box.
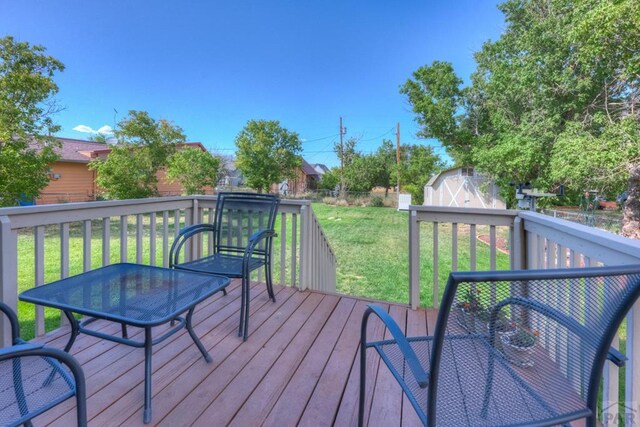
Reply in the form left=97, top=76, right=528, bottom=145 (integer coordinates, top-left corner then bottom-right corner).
left=31, top=279, right=432, bottom=426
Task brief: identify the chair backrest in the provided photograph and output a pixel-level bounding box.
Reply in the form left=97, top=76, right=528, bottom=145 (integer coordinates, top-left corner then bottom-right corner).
left=213, top=192, right=280, bottom=256
left=429, top=265, right=640, bottom=425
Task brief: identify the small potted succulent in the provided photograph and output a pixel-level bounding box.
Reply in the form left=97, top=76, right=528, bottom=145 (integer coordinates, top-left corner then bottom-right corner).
left=501, top=327, right=539, bottom=367
left=454, top=288, right=484, bottom=333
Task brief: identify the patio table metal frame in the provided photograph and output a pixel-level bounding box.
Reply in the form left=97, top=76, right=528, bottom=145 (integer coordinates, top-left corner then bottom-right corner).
left=19, top=262, right=230, bottom=424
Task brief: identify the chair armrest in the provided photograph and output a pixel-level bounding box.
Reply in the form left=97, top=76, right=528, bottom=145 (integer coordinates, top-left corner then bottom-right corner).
left=177, top=223, right=216, bottom=237
left=607, top=347, right=626, bottom=367
left=363, top=304, right=429, bottom=388
left=248, top=229, right=276, bottom=245
left=0, top=301, right=21, bottom=344
left=169, top=224, right=216, bottom=267
left=0, top=343, right=43, bottom=359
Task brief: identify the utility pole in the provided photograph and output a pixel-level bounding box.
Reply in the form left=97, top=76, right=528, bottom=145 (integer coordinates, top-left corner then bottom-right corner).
left=396, top=122, right=401, bottom=200
left=339, top=116, right=347, bottom=198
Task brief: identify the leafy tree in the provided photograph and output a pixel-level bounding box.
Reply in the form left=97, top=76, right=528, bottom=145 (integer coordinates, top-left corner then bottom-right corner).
left=401, top=0, right=640, bottom=233
left=234, top=119, right=302, bottom=193
left=166, top=147, right=221, bottom=195
left=333, top=137, right=359, bottom=168
left=90, top=111, right=185, bottom=199
left=0, top=36, right=64, bottom=206
left=400, top=61, right=473, bottom=165
left=399, top=144, right=445, bottom=204
left=373, top=139, right=397, bottom=195
left=318, top=167, right=340, bottom=191
left=344, top=154, right=379, bottom=193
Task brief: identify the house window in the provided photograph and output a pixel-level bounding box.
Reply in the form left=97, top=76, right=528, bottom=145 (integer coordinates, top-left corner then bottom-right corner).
left=461, top=167, right=474, bottom=177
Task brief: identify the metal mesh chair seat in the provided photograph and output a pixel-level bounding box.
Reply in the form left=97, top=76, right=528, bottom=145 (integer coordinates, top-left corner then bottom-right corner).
left=175, top=253, right=265, bottom=278
left=370, top=334, right=589, bottom=426
left=0, top=353, right=76, bottom=426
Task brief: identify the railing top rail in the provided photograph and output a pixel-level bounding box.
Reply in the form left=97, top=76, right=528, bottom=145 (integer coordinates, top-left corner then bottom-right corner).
left=408, top=205, right=518, bottom=217
left=519, top=211, right=640, bottom=264
left=409, top=205, right=517, bottom=226
left=0, top=195, right=312, bottom=229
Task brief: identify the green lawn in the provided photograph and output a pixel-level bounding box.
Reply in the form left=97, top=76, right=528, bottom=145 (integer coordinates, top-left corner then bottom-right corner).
left=311, top=203, right=512, bottom=305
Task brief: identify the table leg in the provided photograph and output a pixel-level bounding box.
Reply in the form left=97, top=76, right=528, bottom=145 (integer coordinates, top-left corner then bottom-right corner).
left=143, top=327, right=153, bottom=424
left=186, top=307, right=212, bottom=363
left=121, top=323, right=128, bottom=339
left=63, top=311, right=80, bottom=353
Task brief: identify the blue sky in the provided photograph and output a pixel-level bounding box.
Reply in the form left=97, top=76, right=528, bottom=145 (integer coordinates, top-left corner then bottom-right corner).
left=1, top=1, right=504, bottom=168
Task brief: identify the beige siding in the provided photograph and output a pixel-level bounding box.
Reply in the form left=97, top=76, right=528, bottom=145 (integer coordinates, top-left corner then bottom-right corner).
left=37, top=162, right=95, bottom=204
left=36, top=163, right=213, bottom=205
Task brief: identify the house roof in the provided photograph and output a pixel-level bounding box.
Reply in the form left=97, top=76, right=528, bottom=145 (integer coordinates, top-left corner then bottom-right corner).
left=52, top=137, right=110, bottom=163
left=313, top=163, right=330, bottom=174
left=301, top=159, right=319, bottom=177
left=49, top=138, right=207, bottom=163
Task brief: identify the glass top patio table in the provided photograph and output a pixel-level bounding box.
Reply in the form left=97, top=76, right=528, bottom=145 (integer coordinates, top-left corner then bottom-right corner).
left=20, top=262, right=229, bottom=327
left=19, top=263, right=230, bottom=424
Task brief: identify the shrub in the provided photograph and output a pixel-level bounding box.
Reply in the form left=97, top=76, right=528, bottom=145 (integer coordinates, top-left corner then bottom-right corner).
left=369, top=196, right=384, bottom=207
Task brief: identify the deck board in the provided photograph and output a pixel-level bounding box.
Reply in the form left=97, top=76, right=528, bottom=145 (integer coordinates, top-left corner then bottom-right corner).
left=27, top=284, right=589, bottom=426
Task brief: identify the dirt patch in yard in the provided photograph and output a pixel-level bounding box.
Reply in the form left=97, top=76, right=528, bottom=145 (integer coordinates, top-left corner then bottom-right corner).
left=477, top=234, right=510, bottom=255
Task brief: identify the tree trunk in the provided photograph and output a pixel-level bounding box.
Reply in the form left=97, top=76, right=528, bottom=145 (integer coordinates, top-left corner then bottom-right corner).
left=622, top=163, right=640, bottom=239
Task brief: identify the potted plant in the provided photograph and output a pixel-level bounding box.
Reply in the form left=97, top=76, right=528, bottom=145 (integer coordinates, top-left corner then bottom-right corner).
left=501, top=327, right=539, bottom=367
left=488, top=313, right=517, bottom=349
left=454, top=288, right=484, bottom=333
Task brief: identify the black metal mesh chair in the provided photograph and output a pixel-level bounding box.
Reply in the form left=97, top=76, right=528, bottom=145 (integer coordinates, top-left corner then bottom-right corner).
left=170, top=192, right=280, bottom=341
left=360, top=265, right=640, bottom=427
left=0, top=302, right=87, bottom=427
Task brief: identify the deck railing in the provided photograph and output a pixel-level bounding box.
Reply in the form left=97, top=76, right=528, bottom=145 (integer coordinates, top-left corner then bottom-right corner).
left=409, top=205, right=640, bottom=424
left=0, top=195, right=337, bottom=343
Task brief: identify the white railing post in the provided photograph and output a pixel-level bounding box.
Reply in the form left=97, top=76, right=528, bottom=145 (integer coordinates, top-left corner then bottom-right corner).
left=0, top=216, right=18, bottom=346
left=409, top=209, right=420, bottom=309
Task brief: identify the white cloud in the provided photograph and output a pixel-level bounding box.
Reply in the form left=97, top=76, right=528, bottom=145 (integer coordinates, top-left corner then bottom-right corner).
left=72, top=124, right=114, bottom=135
left=97, top=125, right=114, bottom=135
left=73, top=125, right=95, bottom=133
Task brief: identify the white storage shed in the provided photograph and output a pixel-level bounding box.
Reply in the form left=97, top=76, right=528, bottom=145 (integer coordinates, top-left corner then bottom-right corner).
left=424, top=167, right=506, bottom=209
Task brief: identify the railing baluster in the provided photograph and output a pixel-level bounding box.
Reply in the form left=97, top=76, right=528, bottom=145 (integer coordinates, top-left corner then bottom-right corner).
left=451, top=223, right=458, bottom=272
left=83, top=220, right=91, bottom=272
left=102, top=218, right=110, bottom=267
left=433, top=222, right=439, bottom=308
left=136, top=214, right=143, bottom=264
left=409, top=210, right=420, bottom=309
left=174, top=210, right=180, bottom=238
left=120, top=215, right=128, bottom=263
left=280, top=212, right=286, bottom=286
left=469, top=223, right=476, bottom=271
left=489, top=225, right=497, bottom=305
left=60, top=222, right=70, bottom=326
left=207, top=208, right=214, bottom=256
left=149, top=212, right=156, bottom=266
left=34, top=225, right=45, bottom=336
left=162, top=211, right=169, bottom=267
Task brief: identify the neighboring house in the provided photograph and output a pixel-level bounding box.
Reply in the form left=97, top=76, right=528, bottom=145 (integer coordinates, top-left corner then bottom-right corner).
left=216, top=156, right=244, bottom=189
left=37, top=138, right=107, bottom=204
left=424, top=166, right=506, bottom=209
left=312, top=163, right=329, bottom=176
left=36, top=137, right=212, bottom=204
left=273, top=159, right=320, bottom=196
